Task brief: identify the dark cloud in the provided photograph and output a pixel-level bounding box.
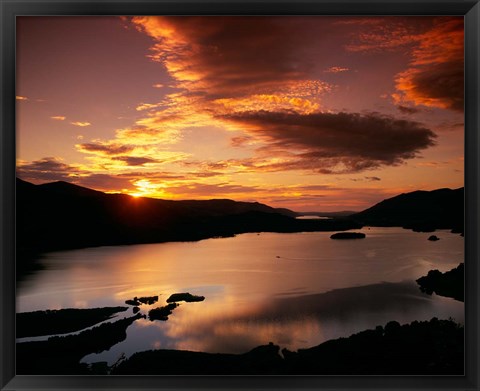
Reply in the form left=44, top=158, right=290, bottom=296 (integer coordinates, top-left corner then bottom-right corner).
left=396, top=105, right=421, bottom=115
left=78, top=143, right=135, bottom=155
left=131, top=16, right=330, bottom=98
left=350, top=176, right=381, bottom=182
left=113, top=156, right=158, bottom=166
left=16, top=157, right=80, bottom=182
left=73, top=174, right=134, bottom=191
left=396, top=61, right=463, bottom=112
left=220, top=110, right=436, bottom=173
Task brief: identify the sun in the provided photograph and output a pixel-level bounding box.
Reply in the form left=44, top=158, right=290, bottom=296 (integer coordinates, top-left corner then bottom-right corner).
left=128, top=179, right=169, bottom=199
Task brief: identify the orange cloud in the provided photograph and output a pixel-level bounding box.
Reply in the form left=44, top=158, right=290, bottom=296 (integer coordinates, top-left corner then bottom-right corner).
left=394, top=18, right=464, bottom=112
left=130, top=16, right=324, bottom=99
left=71, top=121, right=91, bottom=127
left=214, top=94, right=321, bottom=115
left=343, top=17, right=422, bottom=52
left=113, top=156, right=159, bottom=166
left=77, top=142, right=135, bottom=156
left=51, top=116, right=66, bottom=120
left=136, top=102, right=161, bottom=111
left=16, top=157, right=82, bottom=183
left=15, top=155, right=426, bottom=211
left=16, top=95, right=28, bottom=101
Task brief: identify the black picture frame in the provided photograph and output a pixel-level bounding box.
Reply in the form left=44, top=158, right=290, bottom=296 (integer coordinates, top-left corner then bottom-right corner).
left=1, top=1, right=479, bottom=390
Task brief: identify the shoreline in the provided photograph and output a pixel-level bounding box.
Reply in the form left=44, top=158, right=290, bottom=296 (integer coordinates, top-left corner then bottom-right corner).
left=16, top=264, right=464, bottom=375
left=16, top=316, right=464, bottom=375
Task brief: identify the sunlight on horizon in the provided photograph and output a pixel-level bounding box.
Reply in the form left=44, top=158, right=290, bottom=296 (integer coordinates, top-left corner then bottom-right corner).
left=16, top=16, right=464, bottom=211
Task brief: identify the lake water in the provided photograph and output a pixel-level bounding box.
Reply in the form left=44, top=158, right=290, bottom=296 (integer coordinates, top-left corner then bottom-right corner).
left=16, top=227, right=464, bottom=365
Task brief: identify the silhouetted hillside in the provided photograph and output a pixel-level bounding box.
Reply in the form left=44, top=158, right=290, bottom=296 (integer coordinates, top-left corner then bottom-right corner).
left=111, top=318, right=462, bottom=375
left=16, top=179, right=361, bottom=264
left=37, top=180, right=105, bottom=197
left=416, top=263, right=464, bottom=302
left=350, top=188, right=464, bottom=233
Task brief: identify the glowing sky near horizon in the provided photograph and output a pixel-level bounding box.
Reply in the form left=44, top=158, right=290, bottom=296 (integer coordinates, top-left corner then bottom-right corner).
left=16, top=16, right=464, bottom=211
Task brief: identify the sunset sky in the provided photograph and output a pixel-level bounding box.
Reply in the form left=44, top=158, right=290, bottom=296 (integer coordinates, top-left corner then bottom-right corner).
left=16, top=16, right=464, bottom=211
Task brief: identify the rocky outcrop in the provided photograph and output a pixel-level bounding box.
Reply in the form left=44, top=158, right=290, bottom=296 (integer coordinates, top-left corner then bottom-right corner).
left=416, top=263, right=464, bottom=301
left=166, top=293, right=205, bottom=303
left=148, top=303, right=178, bottom=321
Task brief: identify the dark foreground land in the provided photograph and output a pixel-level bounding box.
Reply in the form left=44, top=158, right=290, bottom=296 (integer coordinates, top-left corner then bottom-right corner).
left=17, top=307, right=128, bottom=338
left=16, top=316, right=463, bottom=375
left=17, top=313, right=143, bottom=374
left=416, top=263, right=464, bottom=302
left=16, top=264, right=464, bottom=375
left=113, top=318, right=463, bottom=375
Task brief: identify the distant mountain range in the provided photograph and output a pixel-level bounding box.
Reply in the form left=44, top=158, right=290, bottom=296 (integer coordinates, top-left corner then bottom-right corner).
left=16, top=178, right=360, bottom=259
left=16, top=178, right=464, bottom=276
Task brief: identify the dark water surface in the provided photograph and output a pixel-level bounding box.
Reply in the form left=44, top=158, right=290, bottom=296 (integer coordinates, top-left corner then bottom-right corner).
left=16, top=227, right=464, bottom=365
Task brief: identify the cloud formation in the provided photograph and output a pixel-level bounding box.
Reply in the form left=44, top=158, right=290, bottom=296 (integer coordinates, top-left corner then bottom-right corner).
left=113, top=156, right=159, bottom=166
left=342, top=17, right=463, bottom=112
left=16, top=157, right=80, bottom=182
left=396, top=105, right=421, bottom=115
left=71, top=121, right=91, bottom=127
left=51, top=116, right=66, bottom=121
left=220, top=110, right=436, bottom=173
left=120, top=16, right=447, bottom=177
left=343, top=18, right=422, bottom=52
left=131, top=16, right=322, bottom=98
left=394, top=18, right=464, bottom=112
left=324, top=66, right=349, bottom=73
left=77, top=142, right=135, bottom=156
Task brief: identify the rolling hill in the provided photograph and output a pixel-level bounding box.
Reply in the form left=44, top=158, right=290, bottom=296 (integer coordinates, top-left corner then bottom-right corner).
left=16, top=178, right=359, bottom=258
left=350, top=187, right=464, bottom=233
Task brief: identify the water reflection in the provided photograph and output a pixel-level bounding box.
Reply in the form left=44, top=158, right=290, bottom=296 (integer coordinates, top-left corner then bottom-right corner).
left=82, top=280, right=463, bottom=365
left=17, top=228, right=464, bottom=364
